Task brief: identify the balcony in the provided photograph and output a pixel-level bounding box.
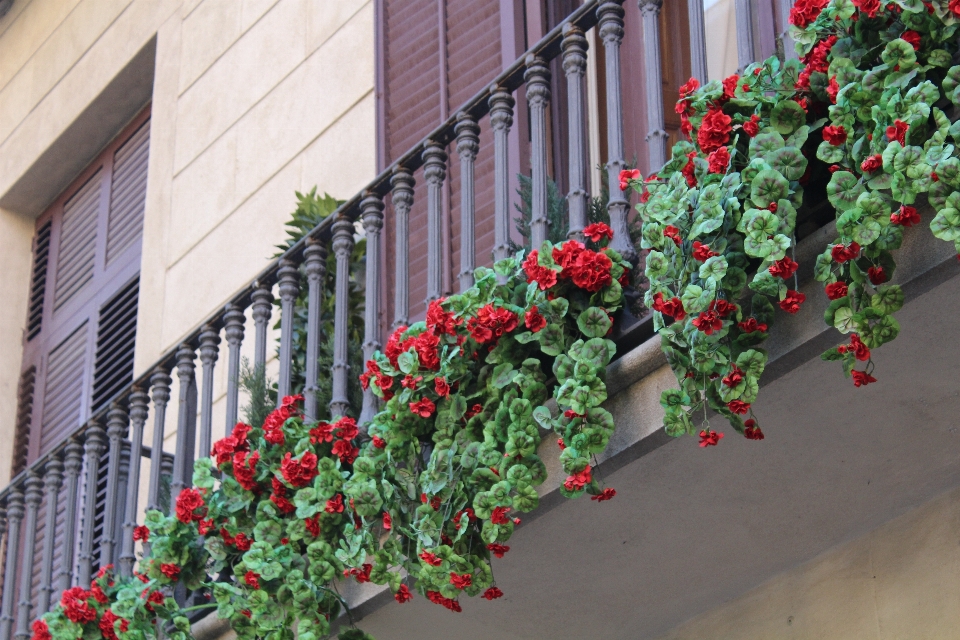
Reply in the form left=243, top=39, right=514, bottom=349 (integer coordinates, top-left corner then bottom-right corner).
left=2, top=1, right=959, bottom=639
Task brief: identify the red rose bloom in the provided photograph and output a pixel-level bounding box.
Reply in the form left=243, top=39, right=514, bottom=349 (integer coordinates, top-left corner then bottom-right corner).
left=159, top=563, right=180, bottom=580
left=697, top=107, right=733, bottom=153
left=450, top=572, right=472, bottom=589
left=524, top=306, right=547, bottom=333
left=280, top=451, right=319, bottom=487
left=852, top=370, right=877, bottom=387
left=395, top=584, right=413, bottom=603
left=591, top=487, right=617, bottom=502
left=779, top=290, right=806, bottom=314
left=823, top=125, right=847, bottom=146
left=768, top=256, right=799, bottom=279
left=864, top=265, right=886, bottom=285
left=707, top=146, right=730, bottom=174
left=325, top=494, right=345, bottom=514
left=886, top=119, right=909, bottom=145
left=692, top=311, right=723, bottom=335
left=409, top=397, right=436, bottom=418
left=891, top=205, right=920, bottom=226
left=699, top=430, right=724, bottom=447
left=482, top=587, right=504, bottom=600
left=522, top=250, right=558, bottom=290
left=825, top=281, right=849, bottom=299
left=742, top=114, right=760, bottom=137
left=175, top=488, right=206, bottom=524
left=743, top=419, right=765, bottom=440
left=860, top=154, right=882, bottom=173
left=618, top=169, right=641, bottom=191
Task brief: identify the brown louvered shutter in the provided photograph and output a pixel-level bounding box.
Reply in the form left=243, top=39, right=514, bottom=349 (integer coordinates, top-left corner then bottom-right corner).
left=11, top=367, right=36, bottom=477
left=16, top=106, right=150, bottom=466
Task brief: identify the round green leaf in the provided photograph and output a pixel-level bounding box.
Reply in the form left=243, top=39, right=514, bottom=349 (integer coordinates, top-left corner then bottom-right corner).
left=751, top=170, right=789, bottom=208
left=827, top=171, right=865, bottom=212
left=770, top=100, right=806, bottom=135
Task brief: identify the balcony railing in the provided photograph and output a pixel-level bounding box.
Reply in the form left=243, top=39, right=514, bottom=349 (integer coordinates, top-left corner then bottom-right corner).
left=0, top=1, right=782, bottom=637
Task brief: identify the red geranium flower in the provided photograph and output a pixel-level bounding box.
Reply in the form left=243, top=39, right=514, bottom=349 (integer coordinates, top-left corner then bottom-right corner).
left=591, top=488, right=617, bottom=502
left=159, top=563, right=180, bottom=581
left=133, top=525, right=150, bottom=542
left=31, top=620, right=52, bottom=640
left=525, top=306, right=547, bottom=333
left=244, top=571, right=261, bottom=590
left=60, top=587, right=97, bottom=624
left=395, top=584, right=413, bottom=603
left=426, top=298, right=457, bottom=335
left=789, top=0, right=829, bottom=26
left=886, top=119, right=909, bottom=145
left=491, top=506, right=512, bottom=525
left=434, top=376, right=450, bottom=397
left=738, top=317, right=768, bottom=333
left=618, top=169, right=641, bottom=191
left=280, top=451, right=318, bottom=487
left=768, top=256, right=798, bottom=280
left=825, top=281, right=849, bottom=300
left=891, top=205, right=920, bottom=227
left=823, top=125, right=847, bottom=146
left=707, top=146, right=730, bottom=174
left=692, top=241, right=718, bottom=262
left=727, top=400, right=750, bottom=415
left=853, top=0, right=881, bottom=17
left=325, top=494, right=345, bottom=514
left=831, top=242, right=861, bottom=263
left=372, top=436, right=387, bottom=449
left=826, top=75, right=840, bottom=103
left=743, top=419, right=764, bottom=440
left=697, top=106, right=733, bottom=153
left=849, top=333, right=871, bottom=361
left=487, top=543, right=510, bottom=558
left=721, top=74, right=739, bottom=101
left=742, top=114, right=760, bottom=137
left=692, top=311, right=723, bottom=335
left=867, top=266, right=887, bottom=285
left=522, top=250, right=558, bottom=290
left=482, top=587, right=504, bottom=600
left=409, top=397, right=436, bottom=418
left=652, top=292, right=687, bottom=321
left=569, top=250, right=613, bottom=292
left=852, top=370, right=877, bottom=387
left=304, top=515, right=321, bottom=537
left=419, top=551, right=443, bottom=567
left=699, top=430, right=724, bottom=447
left=860, top=154, right=882, bottom=174
left=681, top=151, right=697, bottom=187
left=450, top=572, right=472, bottom=589
left=722, top=366, right=744, bottom=388
left=331, top=439, right=359, bottom=464
left=175, top=488, right=206, bottom=524
left=779, top=290, right=806, bottom=314
left=584, top=222, right=614, bottom=242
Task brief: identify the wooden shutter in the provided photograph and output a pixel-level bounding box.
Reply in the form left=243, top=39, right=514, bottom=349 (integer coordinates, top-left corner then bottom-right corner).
left=91, top=277, right=139, bottom=412
left=27, top=222, right=52, bottom=341
left=106, top=121, right=150, bottom=265
left=39, top=323, right=89, bottom=455
left=53, top=172, right=101, bottom=310
left=11, top=367, right=36, bottom=477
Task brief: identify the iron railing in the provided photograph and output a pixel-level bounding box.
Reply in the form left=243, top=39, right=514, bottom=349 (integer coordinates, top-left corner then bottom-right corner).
left=0, top=2, right=784, bottom=637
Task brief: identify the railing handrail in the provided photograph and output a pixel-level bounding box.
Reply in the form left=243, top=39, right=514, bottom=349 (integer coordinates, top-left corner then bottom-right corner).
left=0, top=0, right=614, bottom=503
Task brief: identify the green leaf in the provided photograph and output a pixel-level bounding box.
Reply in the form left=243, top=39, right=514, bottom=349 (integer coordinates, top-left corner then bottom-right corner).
left=735, top=349, right=767, bottom=378
left=817, top=140, right=845, bottom=163
left=881, top=39, right=917, bottom=69
left=698, top=255, right=728, bottom=283
left=750, top=169, right=789, bottom=208
left=930, top=207, right=960, bottom=241
left=397, top=350, right=419, bottom=374
left=833, top=305, right=856, bottom=332
left=663, top=411, right=694, bottom=438
left=538, top=324, right=565, bottom=356
left=577, top=307, right=612, bottom=338
left=871, top=285, right=904, bottom=314
left=827, top=171, right=865, bottom=212
left=492, top=363, right=517, bottom=388
left=681, top=282, right=715, bottom=314
left=769, top=147, right=808, bottom=181
left=770, top=100, right=806, bottom=135
left=748, top=270, right=782, bottom=297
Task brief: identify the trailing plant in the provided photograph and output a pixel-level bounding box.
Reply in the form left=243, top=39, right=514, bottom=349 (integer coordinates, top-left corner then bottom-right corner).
left=36, top=224, right=629, bottom=640
left=628, top=0, right=960, bottom=444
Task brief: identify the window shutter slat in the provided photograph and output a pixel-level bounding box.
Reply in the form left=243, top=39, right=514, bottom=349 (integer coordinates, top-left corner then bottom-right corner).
left=12, top=367, right=36, bottom=476
left=27, top=223, right=52, bottom=341
left=54, top=174, right=101, bottom=309
left=91, top=277, right=139, bottom=412
left=106, top=121, right=149, bottom=265
left=40, top=323, right=88, bottom=455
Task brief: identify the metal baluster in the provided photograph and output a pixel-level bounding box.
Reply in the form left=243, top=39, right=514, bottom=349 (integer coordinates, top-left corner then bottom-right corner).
left=391, top=168, right=414, bottom=328
left=303, top=239, right=328, bottom=421
left=601, top=2, right=639, bottom=262
left=0, top=510, right=6, bottom=629
left=735, top=0, right=756, bottom=71
left=423, top=142, right=447, bottom=303
left=525, top=55, right=551, bottom=248
left=251, top=283, right=274, bottom=373
left=146, top=370, right=171, bottom=514
left=562, top=24, right=589, bottom=242
left=57, top=439, right=83, bottom=595
left=77, top=422, right=106, bottom=587
left=775, top=0, right=796, bottom=60
left=489, top=88, right=515, bottom=267
left=100, top=404, right=128, bottom=567
left=688, top=0, right=708, bottom=83
left=37, top=457, right=63, bottom=613
left=276, top=261, right=300, bottom=403
left=455, top=113, right=480, bottom=289
left=0, top=488, right=24, bottom=640
left=330, top=218, right=355, bottom=419
left=171, top=345, right=197, bottom=503
left=198, top=325, right=220, bottom=457
left=113, top=445, right=129, bottom=568
left=120, top=389, right=149, bottom=577
left=13, top=474, right=41, bottom=640
left=359, top=192, right=385, bottom=426
left=222, top=305, right=245, bottom=434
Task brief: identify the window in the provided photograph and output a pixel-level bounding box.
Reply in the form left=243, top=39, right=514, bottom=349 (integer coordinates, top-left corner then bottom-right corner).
left=13, top=108, right=150, bottom=470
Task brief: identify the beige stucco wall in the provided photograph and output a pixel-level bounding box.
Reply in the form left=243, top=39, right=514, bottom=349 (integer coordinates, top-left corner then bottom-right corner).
left=656, top=485, right=960, bottom=640
left=0, top=0, right=375, bottom=483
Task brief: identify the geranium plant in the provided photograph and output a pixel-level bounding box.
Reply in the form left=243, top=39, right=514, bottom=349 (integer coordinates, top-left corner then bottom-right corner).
left=628, top=0, right=960, bottom=444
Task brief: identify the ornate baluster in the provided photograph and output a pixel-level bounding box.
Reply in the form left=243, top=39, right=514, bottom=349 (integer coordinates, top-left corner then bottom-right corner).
left=276, top=261, right=300, bottom=403
left=77, top=422, right=106, bottom=587
left=303, top=240, right=328, bottom=421
left=423, top=142, right=447, bottom=303
left=776, top=0, right=796, bottom=60
left=489, top=88, right=515, bottom=267
left=146, top=370, right=171, bottom=514
left=0, top=488, right=24, bottom=640
left=100, top=404, right=128, bottom=567
left=170, top=345, right=197, bottom=503
left=525, top=55, right=551, bottom=248
left=113, top=445, right=130, bottom=568
left=330, top=218, right=355, bottom=419
left=120, top=389, right=149, bottom=577
left=735, top=0, right=756, bottom=70
left=562, top=24, right=589, bottom=241
left=198, top=325, right=221, bottom=457
left=359, top=192, right=385, bottom=426
left=251, top=283, right=274, bottom=372
left=57, top=439, right=83, bottom=595
left=37, top=456, right=63, bottom=613
left=0, top=510, right=6, bottom=629
left=455, top=113, right=480, bottom=289
left=13, top=473, right=42, bottom=640
left=688, top=0, right=708, bottom=83
left=601, top=2, right=639, bottom=262
left=391, top=168, right=414, bottom=328
left=222, top=305, right=245, bottom=434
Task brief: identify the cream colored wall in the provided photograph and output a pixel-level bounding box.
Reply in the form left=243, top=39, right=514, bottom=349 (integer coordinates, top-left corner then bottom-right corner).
left=703, top=0, right=738, bottom=82
left=0, top=0, right=375, bottom=483
left=656, top=486, right=960, bottom=640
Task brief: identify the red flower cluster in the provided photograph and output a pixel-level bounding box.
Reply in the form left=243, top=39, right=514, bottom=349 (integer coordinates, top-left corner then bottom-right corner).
left=891, top=205, right=920, bottom=227
left=426, top=298, right=458, bottom=335
left=663, top=225, right=682, bottom=246
left=619, top=169, right=641, bottom=191
left=244, top=571, right=261, bottom=590
left=486, top=543, right=510, bottom=558
left=31, top=620, right=52, bottom=640
left=99, top=609, right=128, bottom=640
left=692, top=311, right=723, bottom=335
left=860, top=154, right=882, bottom=174
left=742, top=114, right=761, bottom=137
left=133, top=525, right=150, bottom=542
left=692, top=241, right=718, bottom=262
left=584, top=222, right=614, bottom=242
left=427, top=590, right=462, bottom=613
left=867, top=265, right=887, bottom=285
left=522, top=250, right=559, bottom=290
left=727, top=400, right=750, bottom=415
left=823, top=125, right=847, bottom=146
left=211, top=422, right=252, bottom=466
left=738, top=317, right=768, bottom=333
left=831, top=242, right=861, bottom=263
left=159, top=563, right=180, bottom=580
left=220, top=528, right=252, bottom=550
left=789, top=0, right=828, bottom=26
left=699, top=430, right=724, bottom=447
left=886, top=119, right=909, bottom=145
left=768, top=256, right=799, bottom=280
left=563, top=465, right=592, bottom=491
left=344, top=564, right=372, bottom=584
left=491, top=506, right=512, bottom=525
left=175, top=488, right=207, bottom=524
left=233, top=450, right=260, bottom=491
left=482, top=587, right=504, bottom=600
left=852, top=370, right=877, bottom=387
left=796, top=35, right=837, bottom=90
left=61, top=587, right=97, bottom=624
left=825, top=281, right=849, bottom=299
left=262, top=395, right=303, bottom=446
left=722, top=365, right=744, bottom=388
left=325, top=494, right=344, bottom=514
left=467, top=304, right=519, bottom=344
left=743, top=419, right=764, bottom=440
left=525, top=306, right=547, bottom=332
left=837, top=333, right=871, bottom=361
left=280, top=451, right=319, bottom=487
left=707, top=146, right=730, bottom=174
left=853, top=0, right=881, bottom=17
left=394, top=584, right=413, bottom=603
left=652, top=292, right=686, bottom=321
left=697, top=107, right=733, bottom=153
left=409, top=397, right=436, bottom=418
left=450, top=572, right=473, bottom=589
left=779, top=290, right=806, bottom=314
left=591, top=488, right=617, bottom=502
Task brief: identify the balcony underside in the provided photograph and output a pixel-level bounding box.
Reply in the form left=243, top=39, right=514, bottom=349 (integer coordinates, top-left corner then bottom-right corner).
left=332, top=210, right=960, bottom=639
